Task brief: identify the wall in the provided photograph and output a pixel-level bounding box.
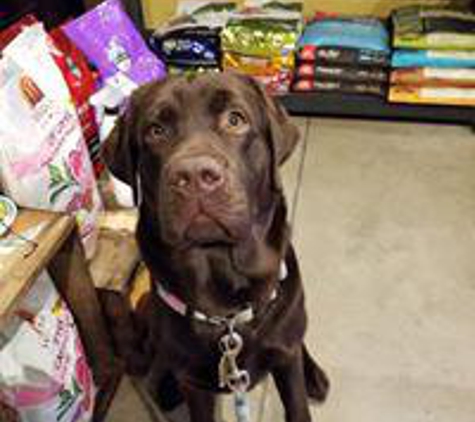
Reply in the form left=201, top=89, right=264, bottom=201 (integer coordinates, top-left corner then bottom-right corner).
left=141, top=0, right=469, bottom=28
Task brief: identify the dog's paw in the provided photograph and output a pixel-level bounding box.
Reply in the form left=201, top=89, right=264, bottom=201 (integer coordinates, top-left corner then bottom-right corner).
left=305, top=365, right=330, bottom=403
left=303, top=346, right=330, bottom=404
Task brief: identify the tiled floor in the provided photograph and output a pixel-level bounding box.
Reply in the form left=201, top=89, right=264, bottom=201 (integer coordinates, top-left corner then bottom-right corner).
left=106, top=118, right=475, bottom=422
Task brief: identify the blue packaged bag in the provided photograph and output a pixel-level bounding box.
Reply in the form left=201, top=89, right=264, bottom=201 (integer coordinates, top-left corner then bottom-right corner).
left=392, top=49, right=475, bottom=68
left=298, top=17, right=389, bottom=53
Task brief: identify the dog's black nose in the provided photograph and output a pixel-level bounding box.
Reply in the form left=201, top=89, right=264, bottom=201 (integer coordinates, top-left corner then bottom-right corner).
left=169, top=156, right=224, bottom=194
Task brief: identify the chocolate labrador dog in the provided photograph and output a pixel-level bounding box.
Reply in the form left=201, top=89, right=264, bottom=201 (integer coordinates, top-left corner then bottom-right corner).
left=102, top=72, right=329, bottom=422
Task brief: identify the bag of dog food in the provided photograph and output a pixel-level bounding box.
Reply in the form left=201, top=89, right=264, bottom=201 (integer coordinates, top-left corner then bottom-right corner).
left=296, top=46, right=390, bottom=67
left=0, top=271, right=95, bottom=422
left=392, top=49, right=475, bottom=68
left=150, top=0, right=237, bottom=69
left=297, top=17, right=390, bottom=53
left=0, top=24, right=102, bottom=258
left=389, top=84, right=475, bottom=106
left=63, top=0, right=166, bottom=85
left=294, top=63, right=388, bottom=83
left=392, top=5, right=475, bottom=50
left=151, top=25, right=222, bottom=68
left=166, top=64, right=220, bottom=75
left=391, top=67, right=475, bottom=87
left=292, top=78, right=387, bottom=96
left=221, top=14, right=301, bottom=60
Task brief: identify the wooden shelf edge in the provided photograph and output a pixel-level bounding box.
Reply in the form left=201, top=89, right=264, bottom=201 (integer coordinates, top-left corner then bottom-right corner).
left=0, top=211, right=75, bottom=322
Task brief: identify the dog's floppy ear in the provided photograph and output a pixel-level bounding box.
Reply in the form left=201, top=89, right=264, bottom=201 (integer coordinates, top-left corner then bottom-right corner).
left=243, top=75, right=300, bottom=166
left=102, top=107, right=137, bottom=185
left=264, top=91, right=300, bottom=167
left=101, top=84, right=152, bottom=203
left=102, top=99, right=138, bottom=192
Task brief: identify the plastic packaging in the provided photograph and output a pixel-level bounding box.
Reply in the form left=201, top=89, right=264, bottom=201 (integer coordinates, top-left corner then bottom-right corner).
left=292, top=78, right=387, bottom=96
left=64, top=0, right=166, bottom=85
left=221, top=15, right=301, bottom=59
left=90, top=74, right=137, bottom=208
left=392, top=5, right=475, bottom=50
left=0, top=24, right=102, bottom=258
left=391, top=67, right=475, bottom=87
left=151, top=26, right=222, bottom=68
left=50, top=28, right=102, bottom=175
left=389, top=84, right=475, bottom=105
left=295, top=63, right=388, bottom=83
left=392, top=49, right=475, bottom=68
left=297, top=17, right=389, bottom=53
left=0, top=272, right=95, bottom=422
left=297, top=45, right=389, bottom=67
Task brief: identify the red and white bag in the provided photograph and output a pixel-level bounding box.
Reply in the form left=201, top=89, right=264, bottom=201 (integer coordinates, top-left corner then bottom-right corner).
left=0, top=272, right=95, bottom=422
left=49, top=28, right=104, bottom=177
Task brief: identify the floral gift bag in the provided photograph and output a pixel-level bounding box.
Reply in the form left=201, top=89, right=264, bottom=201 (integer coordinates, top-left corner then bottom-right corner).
left=0, top=272, right=95, bottom=422
left=0, top=24, right=102, bottom=258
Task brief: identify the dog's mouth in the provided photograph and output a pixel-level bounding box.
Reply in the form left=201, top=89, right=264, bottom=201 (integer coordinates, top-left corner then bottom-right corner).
left=184, top=212, right=234, bottom=246
left=160, top=189, right=252, bottom=248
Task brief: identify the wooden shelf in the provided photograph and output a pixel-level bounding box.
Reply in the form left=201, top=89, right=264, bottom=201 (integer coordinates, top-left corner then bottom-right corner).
left=0, top=210, right=74, bottom=321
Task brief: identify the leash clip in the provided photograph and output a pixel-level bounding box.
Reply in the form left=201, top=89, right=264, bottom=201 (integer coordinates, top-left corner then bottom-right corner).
left=218, top=322, right=251, bottom=393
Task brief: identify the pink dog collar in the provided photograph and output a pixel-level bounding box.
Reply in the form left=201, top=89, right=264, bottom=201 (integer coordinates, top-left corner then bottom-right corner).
left=155, top=261, right=288, bottom=326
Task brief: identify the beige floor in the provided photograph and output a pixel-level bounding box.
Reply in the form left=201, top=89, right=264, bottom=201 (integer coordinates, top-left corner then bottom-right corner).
left=106, top=118, right=475, bottom=422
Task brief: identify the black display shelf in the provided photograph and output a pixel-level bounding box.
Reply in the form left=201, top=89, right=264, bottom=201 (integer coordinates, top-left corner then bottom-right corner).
left=278, top=92, right=475, bottom=127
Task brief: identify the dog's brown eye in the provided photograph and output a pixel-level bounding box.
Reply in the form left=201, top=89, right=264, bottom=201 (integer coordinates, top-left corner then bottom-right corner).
left=222, top=110, right=249, bottom=135
left=148, top=123, right=167, bottom=139
left=228, top=111, right=245, bottom=127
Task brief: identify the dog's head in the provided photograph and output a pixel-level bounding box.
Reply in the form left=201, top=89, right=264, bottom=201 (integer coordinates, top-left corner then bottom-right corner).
left=103, top=72, right=298, bottom=249
left=103, top=73, right=298, bottom=311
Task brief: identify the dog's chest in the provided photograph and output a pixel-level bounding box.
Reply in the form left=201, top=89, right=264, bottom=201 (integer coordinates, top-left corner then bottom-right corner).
left=171, top=323, right=271, bottom=392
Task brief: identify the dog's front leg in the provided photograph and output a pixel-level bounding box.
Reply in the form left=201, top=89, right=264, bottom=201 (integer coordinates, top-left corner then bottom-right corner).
left=180, top=383, right=217, bottom=422
left=272, top=347, right=312, bottom=422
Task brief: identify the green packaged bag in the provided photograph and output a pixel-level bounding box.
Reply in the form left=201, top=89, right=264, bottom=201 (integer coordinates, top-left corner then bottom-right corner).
left=221, top=15, right=301, bottom=58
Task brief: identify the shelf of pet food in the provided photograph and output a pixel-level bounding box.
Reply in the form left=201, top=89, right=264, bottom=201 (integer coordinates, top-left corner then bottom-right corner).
left=278, top=92, right=475, bottom=125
